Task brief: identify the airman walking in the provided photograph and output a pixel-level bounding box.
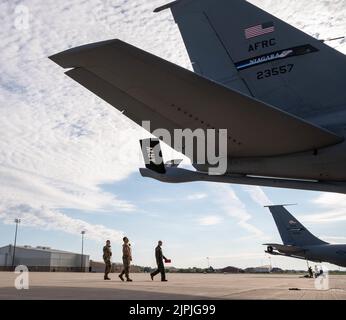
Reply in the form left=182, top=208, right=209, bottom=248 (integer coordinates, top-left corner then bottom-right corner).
left=119, top=237, right=133, bottom=282
left=103, top=240, right=112, bottom=280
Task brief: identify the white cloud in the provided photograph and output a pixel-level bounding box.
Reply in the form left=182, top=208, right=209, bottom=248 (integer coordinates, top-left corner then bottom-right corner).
left=0, top=0, right=189, bottom=238
left=198, top=215, right=223, bottom=226
left=211, top=185, right=268, bottom=240
left=147, top=193, right=208, bottom=203
left=0, top=162, right=133, bottom=244
left=0, top=0, right=345, bottom=247
left=0, top=165, right=135, bottom=212
left=313, top=193, right=346, bottom=208
left=242, top=186, right=273, bottom=207
left=186, top=193, right=208, bottom=201
left=301, top=194, right=346, bottom=223
left=0, top=202, right=124, bottom=243
left=320, top=236, right=346, bottom=244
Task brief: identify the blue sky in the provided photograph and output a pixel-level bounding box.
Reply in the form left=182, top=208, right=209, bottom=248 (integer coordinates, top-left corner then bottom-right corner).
left=0, top=0, right=345, bottom=271
left=2, top=171, right=345, bottom=270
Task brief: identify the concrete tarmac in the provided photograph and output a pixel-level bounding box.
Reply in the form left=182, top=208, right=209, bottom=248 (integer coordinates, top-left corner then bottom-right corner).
left=0, top=272, right=345, bottom=300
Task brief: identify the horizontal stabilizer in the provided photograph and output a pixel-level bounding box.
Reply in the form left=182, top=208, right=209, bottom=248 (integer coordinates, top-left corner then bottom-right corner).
left=263, top=243, right=303, bottom=253
left=139, top=166, right=346, bottom=194
left=50, top=39, right=342, bottom=159
left=154, top=0, right=180, bottom=12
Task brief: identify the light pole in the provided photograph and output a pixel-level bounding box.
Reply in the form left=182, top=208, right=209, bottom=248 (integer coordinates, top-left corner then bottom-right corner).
left=81, top=231, right=86, bottom=272
left=268, top=256, right=272, bottom=272
left=12, top=218, right=21, bottom=268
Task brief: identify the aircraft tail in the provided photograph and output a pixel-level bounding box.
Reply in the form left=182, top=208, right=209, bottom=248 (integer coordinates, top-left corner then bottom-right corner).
left=266, top=205, right=328, bottom=246
left=156, top=0, right=346, bottom=122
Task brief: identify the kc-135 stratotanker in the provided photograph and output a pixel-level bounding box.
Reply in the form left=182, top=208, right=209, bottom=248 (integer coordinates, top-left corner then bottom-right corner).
left=50, top=0, right=346, bottom=193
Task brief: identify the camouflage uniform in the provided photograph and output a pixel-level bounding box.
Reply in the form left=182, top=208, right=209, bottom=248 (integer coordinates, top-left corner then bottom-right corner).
left=103, top=244, right=112, bottom=279
left=119, top=243, right=132, bottom=280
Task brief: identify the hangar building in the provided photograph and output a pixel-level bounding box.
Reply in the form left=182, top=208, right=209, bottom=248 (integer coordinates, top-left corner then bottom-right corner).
left=0, top=245, right=89, bottom=272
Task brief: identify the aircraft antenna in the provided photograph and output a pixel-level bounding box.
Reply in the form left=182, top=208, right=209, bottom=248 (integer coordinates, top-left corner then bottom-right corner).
left=320, top=36, right=345, bottom=42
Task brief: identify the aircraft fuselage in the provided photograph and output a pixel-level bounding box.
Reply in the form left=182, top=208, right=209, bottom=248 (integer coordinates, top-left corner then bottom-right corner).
left=228, top=138, right=346, bottom=182
left=276, top=244, right=346, bottom=267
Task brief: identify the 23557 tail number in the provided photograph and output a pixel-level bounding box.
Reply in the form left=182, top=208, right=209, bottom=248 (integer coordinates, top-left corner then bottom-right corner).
left=257, top=64, right=294, bottom=80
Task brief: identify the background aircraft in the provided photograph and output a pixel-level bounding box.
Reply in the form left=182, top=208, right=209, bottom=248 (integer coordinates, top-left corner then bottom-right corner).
left=264, top=205, right=346, bottom=267
left=50, top=0, right=346, bottom=193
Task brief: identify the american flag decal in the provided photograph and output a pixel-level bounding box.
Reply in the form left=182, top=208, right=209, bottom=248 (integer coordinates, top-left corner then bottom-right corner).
left=245, top=22, right=275, bottom=39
